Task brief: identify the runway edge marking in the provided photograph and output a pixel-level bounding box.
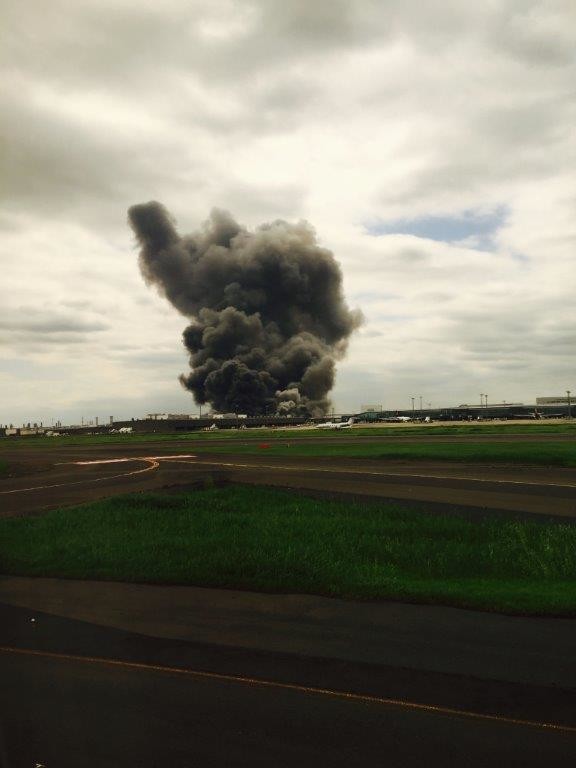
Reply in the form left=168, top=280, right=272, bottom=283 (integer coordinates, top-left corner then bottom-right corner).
left=166, top=459, right=576, bottom=490
left=1, top=645, right=574, bottom=735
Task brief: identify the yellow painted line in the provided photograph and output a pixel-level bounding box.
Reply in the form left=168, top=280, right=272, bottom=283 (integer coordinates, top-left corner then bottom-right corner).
left=165, top=460, right=576, bottom=491
left=0, top=459, right=160, bottom=495
left=1, top=645, right=574, bottom=735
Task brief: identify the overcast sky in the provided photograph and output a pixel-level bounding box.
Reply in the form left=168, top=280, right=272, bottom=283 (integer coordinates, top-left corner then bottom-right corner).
left=2, top=0, right=575, bottom=424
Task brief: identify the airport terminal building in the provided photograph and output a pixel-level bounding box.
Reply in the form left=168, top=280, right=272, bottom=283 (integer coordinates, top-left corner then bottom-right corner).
left=2, top=394, right=573, bottom=437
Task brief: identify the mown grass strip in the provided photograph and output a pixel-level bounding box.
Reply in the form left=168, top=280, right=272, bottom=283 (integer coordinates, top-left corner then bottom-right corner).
left=5, top=432, right=576, bottom=467
left=1, top=486, right=575, bottom=616
left=2, top=422, right=576, bottom=450
left=189, top=440, right=576, bottom=467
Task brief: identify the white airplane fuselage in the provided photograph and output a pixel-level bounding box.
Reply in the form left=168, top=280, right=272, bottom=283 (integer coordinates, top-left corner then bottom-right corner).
left=382, top=416, right=412, bottom=423
left=316, top=418, right=354, bottom=430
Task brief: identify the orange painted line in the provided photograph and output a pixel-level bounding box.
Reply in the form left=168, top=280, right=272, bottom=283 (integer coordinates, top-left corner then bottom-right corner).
left=0, top=454, right=199, bottom=496
left=0, top=459, right=159, bottom=495
left=1, top=645, right=574, bottom=735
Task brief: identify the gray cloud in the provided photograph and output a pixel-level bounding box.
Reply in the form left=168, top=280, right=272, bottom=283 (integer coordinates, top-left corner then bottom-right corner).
left=0, top=308, right=109, bottom=355
left=109, top=350, right=186, bottom=369
left=0, top=311, right=108, bottom=335
left=1, top=1, right=374, bottom=92
left=0, top=87, right=203, bottom=224
left=489, top=1, right=576, bottom=66
left=217, top=182, right=305, bottom=221
left=446, top=302, right=576, bottom=368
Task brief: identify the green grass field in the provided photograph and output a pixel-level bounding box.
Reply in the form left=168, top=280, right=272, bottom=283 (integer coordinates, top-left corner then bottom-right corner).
left=0, top=460, right=7, bottom=476
left=1, top=421, right=576, bottom=451
left=1, top=486, right=574, bottom=616
left=2, top=422, right=576, bottom=467
left=189, top=440, right=576, bottom=466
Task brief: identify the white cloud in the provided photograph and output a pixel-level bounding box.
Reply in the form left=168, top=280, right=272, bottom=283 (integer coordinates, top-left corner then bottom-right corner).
left=1, top=0, right=574, bottom=422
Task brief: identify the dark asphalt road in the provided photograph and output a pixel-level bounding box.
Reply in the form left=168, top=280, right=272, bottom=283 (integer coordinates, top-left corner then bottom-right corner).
left=3, top=652, right=575, bottom=768
left=1, top=600, right=575, bottom=767
left=2, top=440, right=576, bottom=518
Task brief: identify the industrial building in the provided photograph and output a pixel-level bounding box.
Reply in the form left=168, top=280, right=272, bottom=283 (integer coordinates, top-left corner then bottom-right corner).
left=536, top=396, right=573, bottom=406
left=2, top=391, right=575, bottom=439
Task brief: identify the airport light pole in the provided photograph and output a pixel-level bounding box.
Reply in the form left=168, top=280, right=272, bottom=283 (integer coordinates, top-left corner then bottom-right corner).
left=419, top=396, right=423, bottom=414
left=567, top=390, right=572, bottom=419
left=411, top=397, right=415, bottom=418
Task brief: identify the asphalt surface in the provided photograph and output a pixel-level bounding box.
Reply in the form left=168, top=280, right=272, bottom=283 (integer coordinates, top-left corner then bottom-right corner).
left=0, top=582, right=575, bottom=767
left=1, top=437, right=576, bottom=518
left=4, top=650, right=574, bottom=767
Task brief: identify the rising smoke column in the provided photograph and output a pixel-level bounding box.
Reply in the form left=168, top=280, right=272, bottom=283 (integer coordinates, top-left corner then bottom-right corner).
left=128, top=202, right=362, bottom=416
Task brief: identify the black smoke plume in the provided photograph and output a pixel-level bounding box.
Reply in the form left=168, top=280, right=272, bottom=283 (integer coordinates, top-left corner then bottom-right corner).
left=128, top=202, right=362, bottom=416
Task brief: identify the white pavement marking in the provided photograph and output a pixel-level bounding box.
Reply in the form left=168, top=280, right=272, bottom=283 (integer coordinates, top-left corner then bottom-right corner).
left=0, top=459, right=160, bottom=495
left=0, top=455, right=198, bottom=496
left=72, top=458, right=139, bottom=465
left=3, top=453, right=576, bottom=497
left=166, top=459, right=576, bottom=490
left=70, top=455, right=197, bottom=466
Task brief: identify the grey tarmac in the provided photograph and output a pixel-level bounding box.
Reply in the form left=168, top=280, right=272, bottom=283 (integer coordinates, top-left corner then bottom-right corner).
left=2, top=439, right=576, bottom=518
left=1, top=581, right=576, bottom=767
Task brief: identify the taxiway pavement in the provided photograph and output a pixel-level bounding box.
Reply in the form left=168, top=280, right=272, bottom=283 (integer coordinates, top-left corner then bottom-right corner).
left=1, top=438, right=576, bottom=518
left=1, top=578, right=575, bottom=766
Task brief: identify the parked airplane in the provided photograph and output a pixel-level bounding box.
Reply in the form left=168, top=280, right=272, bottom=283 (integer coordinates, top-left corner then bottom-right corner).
left=316, top=417, right=354, bottom=430
left=381, top=416, right=412, bottom=423
left=118, top=426, right=133, bottom=433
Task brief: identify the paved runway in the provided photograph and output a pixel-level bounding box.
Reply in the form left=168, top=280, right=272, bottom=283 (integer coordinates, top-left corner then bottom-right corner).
left=2, top=438, right=576, bottom=518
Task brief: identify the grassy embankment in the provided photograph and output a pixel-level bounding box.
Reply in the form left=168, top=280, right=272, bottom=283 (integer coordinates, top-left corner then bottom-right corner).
left=1, top=486, right=575, bottom=616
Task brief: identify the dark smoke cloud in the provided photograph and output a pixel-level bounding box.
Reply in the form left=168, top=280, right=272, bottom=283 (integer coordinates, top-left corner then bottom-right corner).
left=128, top=201, right=362, bottom=416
